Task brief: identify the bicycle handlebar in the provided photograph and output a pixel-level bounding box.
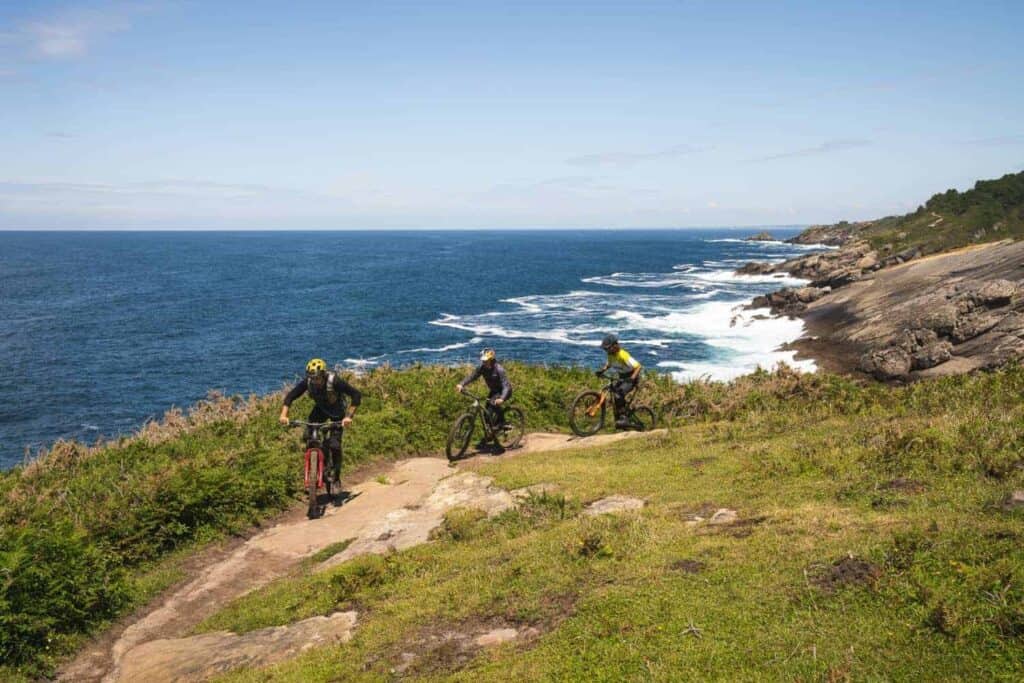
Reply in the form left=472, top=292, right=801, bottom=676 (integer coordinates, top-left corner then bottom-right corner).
left=286, top=420, right=344, bottom=428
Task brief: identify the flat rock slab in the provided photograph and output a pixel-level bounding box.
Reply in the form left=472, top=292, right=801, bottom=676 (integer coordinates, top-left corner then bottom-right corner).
left=1004, top=490, right=1024, bottom=510
left=319, top=469, right=515, bottom=570
left=475, top=628, right=520, bottom=647
left=118, top=611, right=357, bottom=683
left=584, top=495, right=646, bottom=516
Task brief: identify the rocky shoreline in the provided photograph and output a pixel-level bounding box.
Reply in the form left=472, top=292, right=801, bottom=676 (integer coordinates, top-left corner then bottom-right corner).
left=740, top=227, right=1024, bottom=381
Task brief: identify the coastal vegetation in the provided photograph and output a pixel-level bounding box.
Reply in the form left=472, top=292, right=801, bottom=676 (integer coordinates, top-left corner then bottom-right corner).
left=813, top=170, right=1024, bottom=255
left=3, top=362, right=1024, bottom=679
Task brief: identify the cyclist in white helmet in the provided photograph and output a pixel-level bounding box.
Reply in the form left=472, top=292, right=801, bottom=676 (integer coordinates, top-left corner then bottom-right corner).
left=456, top=348, right=512, bottom=427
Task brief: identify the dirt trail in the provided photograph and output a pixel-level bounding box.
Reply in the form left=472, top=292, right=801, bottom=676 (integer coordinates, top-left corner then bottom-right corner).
left=59, top=430, right=654, bottom=683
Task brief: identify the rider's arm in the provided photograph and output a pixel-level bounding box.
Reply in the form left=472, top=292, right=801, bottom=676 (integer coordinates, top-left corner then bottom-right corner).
left=459, top=365, right=482, bottom=390
left=279, top=379, right=308, bottom=423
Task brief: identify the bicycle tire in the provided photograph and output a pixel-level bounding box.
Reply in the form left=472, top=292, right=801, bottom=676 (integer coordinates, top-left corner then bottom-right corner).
left=569, top=391, right=605, bottom=437
left=446, top=412, right=476, bottom=461
left=630, top=405, right=656, bottom=432
left=496, top=407, right=525, bottom=449
left=306, top=448, right=322, bottom=519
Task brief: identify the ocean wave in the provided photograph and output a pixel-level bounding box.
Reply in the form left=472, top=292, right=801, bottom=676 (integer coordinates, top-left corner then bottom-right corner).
left=430, top=314, right=601, bottom=347
left=704, top=237, right=837, bottom=251
left=398, top=340, right=474, bottom=354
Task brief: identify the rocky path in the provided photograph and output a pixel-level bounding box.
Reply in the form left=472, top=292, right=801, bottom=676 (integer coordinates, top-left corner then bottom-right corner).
left=59, top=430, right=652, bottom=683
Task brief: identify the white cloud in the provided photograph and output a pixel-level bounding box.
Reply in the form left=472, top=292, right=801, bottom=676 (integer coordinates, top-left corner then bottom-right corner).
left=566, top=143, right=703, bottom=168
left=750, top=139, right=871, bottom=163
left=6, top=3, right=156, bottom=62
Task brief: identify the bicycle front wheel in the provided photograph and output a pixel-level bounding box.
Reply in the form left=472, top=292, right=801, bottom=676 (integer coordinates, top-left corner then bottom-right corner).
left=446, top=413, right=476, bottom=461
left=306, top=448, right=322, bottom=519
left=629, top=405, right=656, bottom=432
left=569, top=391, right=605, bottom=437
left=497, top=407, right=525, bottom=449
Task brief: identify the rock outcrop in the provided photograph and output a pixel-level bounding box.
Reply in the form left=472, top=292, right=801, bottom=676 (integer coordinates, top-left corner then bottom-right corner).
left=858, top=278, right=1022, bottom=379
left=745, top=231, right=776, bottom=242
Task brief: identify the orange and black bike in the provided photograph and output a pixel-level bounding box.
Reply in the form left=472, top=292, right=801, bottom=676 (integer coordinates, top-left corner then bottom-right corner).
left=568, top=370, right=656, bottom=437
left=287, top=420, right=342, bottom=519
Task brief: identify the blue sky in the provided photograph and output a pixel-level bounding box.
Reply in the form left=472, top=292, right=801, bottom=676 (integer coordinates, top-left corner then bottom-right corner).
left=0, top=0, right=1022, bottom=229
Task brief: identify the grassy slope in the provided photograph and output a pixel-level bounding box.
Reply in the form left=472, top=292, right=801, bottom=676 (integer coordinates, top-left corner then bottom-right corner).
left=820, top=171, right=1024, bottom=254
left=0, top=364, right=676, bottom=677
left=194, top=367, right=1024, bottom=682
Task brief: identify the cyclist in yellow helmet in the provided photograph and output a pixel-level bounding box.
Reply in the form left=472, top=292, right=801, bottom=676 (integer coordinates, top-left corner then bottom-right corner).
left=597, top=333, right=642, bottom=428
left=279, top=358, right=362, bottom=481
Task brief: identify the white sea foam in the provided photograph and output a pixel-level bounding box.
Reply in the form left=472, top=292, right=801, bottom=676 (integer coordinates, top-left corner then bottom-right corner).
left=398, top=340, right=474, bottom=354
left=705, top=237, right=838, bottom=251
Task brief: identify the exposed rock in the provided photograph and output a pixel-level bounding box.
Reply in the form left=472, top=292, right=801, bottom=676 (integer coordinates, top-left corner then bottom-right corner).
left=117, top=611, right=358, bottom=683
left=813, top=266, right=861, bottom=289
left=895, top=328, right=939, bottom=354
left=856, top=253, right=879, bottom=270
left=895, top=246, right=921, bottom=262
left=475, top=628, right=520, bottom=647
left=976, top=279, right=1017, bottom=307
left=583, top=495, right=645, bottom=516
left=745, top=231, right=776, bottom=242
left=916, top=303, right=959, bottom=336
left=708, top=508, right=738, bottom=525
left=737, top=261, right=777, bottom=276
left=951, top=311, right=1002, bottom=344
left=912, top=342, right=953, bottom=370
left=859, top=347, right=912, bottom=380
left=1004, top=491, right=1024, bottom=510
left=795, top=286, right=827, bottom=303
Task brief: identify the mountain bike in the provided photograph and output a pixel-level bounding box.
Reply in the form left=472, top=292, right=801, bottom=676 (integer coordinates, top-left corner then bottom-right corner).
left=287, top=420, right=343, bottom=519
left=446, top=390, right=525, bottom=461
left=568, top=371, right=656, bottom=437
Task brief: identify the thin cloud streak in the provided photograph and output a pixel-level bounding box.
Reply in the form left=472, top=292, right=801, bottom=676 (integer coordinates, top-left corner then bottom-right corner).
left=566, top=143, right=703, bottom=168
left=958, top=135, right=1024, bottom=146
left=749, top=139, right=871, bottom=163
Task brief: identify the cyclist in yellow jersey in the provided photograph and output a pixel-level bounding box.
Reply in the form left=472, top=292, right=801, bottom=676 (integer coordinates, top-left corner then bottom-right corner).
left=597, top=333, right=642, bottom=428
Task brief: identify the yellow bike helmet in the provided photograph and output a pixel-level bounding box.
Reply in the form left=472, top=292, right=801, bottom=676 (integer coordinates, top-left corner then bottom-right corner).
left=305, top=358, right=328, bottom=376
left=480, top=348, right=496, bottom=362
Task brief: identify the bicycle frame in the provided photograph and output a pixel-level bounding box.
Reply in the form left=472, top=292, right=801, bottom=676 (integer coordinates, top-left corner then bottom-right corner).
left=288, top=421, right=342, bottom=488
left=587, top=375, right=637, bottom=418
left=460, top=390, right=500, bottom=439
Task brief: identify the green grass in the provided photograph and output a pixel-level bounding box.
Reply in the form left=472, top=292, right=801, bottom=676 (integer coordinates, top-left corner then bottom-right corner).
left=0, top=362, right=676, bottom=677
left=186, top=367, right=1024, bottom=681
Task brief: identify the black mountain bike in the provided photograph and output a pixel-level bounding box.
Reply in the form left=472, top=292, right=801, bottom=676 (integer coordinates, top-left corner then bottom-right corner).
left=568, top=371, right=656, bottom=437
left=446, top=390, right=525, bottom=461
left=287, top=420, right=343, bottom=519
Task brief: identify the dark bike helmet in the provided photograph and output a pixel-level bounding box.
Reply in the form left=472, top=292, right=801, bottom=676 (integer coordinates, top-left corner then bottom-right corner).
left=600, top=333, right=619, bottom=351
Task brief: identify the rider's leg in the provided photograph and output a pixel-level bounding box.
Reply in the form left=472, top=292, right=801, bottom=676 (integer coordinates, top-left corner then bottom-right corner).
left=613, top=380, right=634, bottom=427
left=327, top=428, right=343, bottom=481
left=488, top=391, right=507, bottom=427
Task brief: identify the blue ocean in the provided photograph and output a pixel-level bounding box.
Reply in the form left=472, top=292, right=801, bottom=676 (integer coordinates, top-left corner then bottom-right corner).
left=0, top=229, right=824, bottom=468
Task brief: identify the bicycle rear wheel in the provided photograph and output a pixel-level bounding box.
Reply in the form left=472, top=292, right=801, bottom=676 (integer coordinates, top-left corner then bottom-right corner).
left=446, top=413, right=476, bottom=461
left=496, top=407, right=525, bottom=449
left=569, top=391, right=605, bottom=437
left=629, top=405, right=656, bottom=432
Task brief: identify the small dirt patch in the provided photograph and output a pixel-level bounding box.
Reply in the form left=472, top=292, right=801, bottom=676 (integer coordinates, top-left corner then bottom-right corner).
left=687, top=457, right=716, bottom=470
left=809, top=557, right=883, bottom=592
left=669, top=559, right=706, bottom=574
left=884, top=478, right=926, bottom=494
